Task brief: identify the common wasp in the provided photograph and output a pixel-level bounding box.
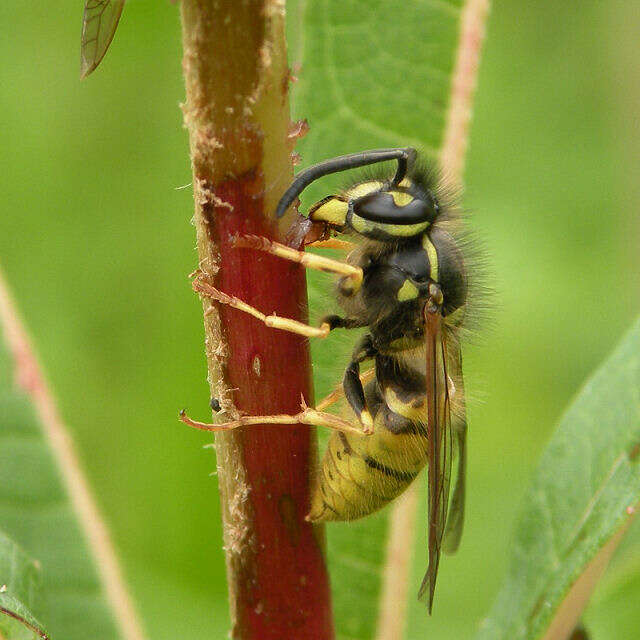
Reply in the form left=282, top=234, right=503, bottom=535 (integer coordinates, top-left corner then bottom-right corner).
left=182, top=148, right=472, bottom=611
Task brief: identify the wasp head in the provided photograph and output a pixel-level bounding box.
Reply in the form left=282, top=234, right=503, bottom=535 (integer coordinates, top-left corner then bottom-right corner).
left=308, top=178, right=439, bottom=242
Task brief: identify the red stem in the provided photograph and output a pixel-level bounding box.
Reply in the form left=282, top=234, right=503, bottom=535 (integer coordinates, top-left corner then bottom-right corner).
left=179, top=1, right=334, bottom=637
left=209, top=175, right=333, bottom=638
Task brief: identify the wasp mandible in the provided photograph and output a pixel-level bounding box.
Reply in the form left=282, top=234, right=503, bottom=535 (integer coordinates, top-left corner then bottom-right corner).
left=182, top=148, right=470, bottom=611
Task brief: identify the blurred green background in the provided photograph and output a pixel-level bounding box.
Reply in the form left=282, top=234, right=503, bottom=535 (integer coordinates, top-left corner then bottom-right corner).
left=1, top=1, right=638, bottom=638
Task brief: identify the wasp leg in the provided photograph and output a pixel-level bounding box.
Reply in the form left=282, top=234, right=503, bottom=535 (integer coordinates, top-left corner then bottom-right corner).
left=180, top=403, right=367, bottom=438
left=193, top=278, right=331, bottom=338
left=315, top=387, right=343, bottom=412
left=316, top=368, right=375, bottom=411
left=321, top=315, right=366, bottom=330
left=232, top=234, right=363, bottom=293
left=343, top=334, right=378, bottom=434
left=307, top=238, right=355, bottom=251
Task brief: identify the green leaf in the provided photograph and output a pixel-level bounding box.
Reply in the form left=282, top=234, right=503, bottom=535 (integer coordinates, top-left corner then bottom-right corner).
left=0, top=318, right=122, bottom=638
left=475, top=317, right=640, bottom=640
left=287, top=0, right=468, bottom=637
left=581, top=514, right=640, bottom=638
left=288, top=0, right=464, bottom=206
left=0, top=529, right=48, bottom=640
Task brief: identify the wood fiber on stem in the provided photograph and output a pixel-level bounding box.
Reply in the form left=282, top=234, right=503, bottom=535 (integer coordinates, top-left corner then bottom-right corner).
left=179, top=2, right=334, bottom=638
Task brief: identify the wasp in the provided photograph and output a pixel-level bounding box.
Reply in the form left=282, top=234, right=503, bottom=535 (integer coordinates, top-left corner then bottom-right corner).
left=182, top=148, right=470, bottom=611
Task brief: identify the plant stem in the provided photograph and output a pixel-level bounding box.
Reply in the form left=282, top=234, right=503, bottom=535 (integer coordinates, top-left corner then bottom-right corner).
left=179, top=2, right=333, bottom=639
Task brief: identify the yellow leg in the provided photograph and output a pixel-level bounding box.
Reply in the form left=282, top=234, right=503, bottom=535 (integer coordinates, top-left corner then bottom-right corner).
left=180, top=400, right=368, bottom=438
left=316, top=368, right=376, bottom=411
left=233, top=234, right=363, bottom=292
left=307, top=238, right=356, bottom=251
left=193, top=278, right=331, bottom=339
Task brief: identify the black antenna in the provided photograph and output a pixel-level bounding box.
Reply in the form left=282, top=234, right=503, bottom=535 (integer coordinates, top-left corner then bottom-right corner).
left=275, top=147, right=417, bottom=218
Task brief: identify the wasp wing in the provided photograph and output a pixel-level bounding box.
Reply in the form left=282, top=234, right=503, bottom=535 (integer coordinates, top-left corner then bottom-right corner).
left=81, top=0, right=126, bottom=78
left=418, top=308, right=453, bottom=613
left=442, top=339, right=467, bottom=554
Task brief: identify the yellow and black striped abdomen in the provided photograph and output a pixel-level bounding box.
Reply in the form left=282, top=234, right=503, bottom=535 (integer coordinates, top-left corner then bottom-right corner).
left=308, top=383, right=429, bottom=522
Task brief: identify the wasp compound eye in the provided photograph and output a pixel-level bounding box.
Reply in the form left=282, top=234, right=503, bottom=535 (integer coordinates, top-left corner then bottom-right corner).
left=352, top=192, right=432, bottom=225
left=347, top=190, right=435, bottom=241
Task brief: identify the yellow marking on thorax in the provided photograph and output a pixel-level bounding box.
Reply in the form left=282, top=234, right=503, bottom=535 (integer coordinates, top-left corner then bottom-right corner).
left=384, top=386, right=426, bottom=421
left=422, top=235, right=438, bottom=281
left=397, top=279, right=419, bottom=301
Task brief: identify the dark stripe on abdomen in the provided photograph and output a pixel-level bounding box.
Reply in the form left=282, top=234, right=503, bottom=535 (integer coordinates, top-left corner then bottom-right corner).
left=364, top=456, right=419, bottom=483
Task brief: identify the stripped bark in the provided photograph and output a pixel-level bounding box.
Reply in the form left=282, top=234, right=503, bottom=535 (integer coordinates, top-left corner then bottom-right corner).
left=179, top=1, right=333, bottom=638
